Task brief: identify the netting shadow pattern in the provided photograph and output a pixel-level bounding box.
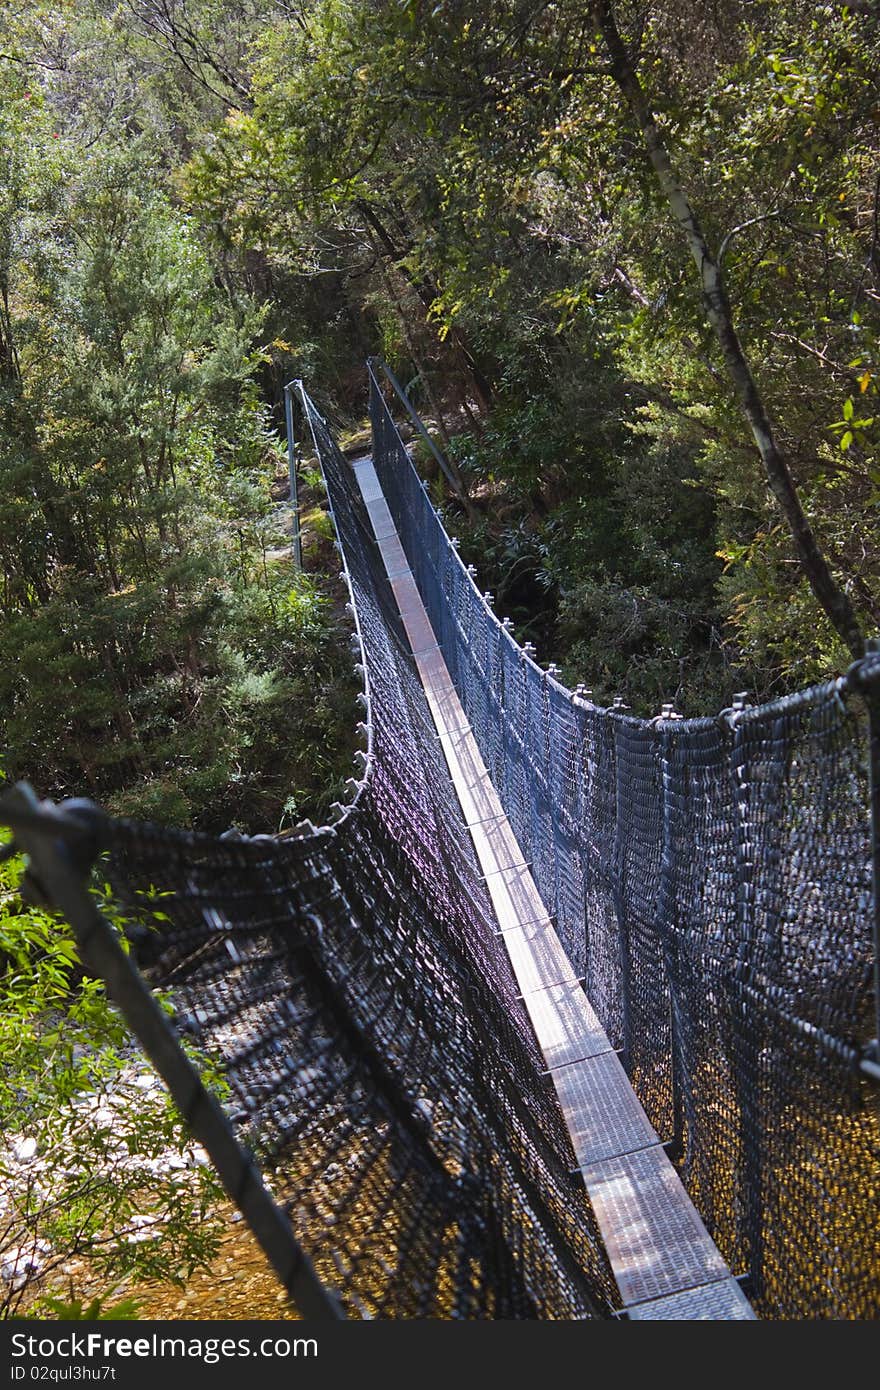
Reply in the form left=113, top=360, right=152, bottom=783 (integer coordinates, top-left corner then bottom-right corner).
left=102, top=392, right=617, bottom=1320
left=369, top=375, right=880, bottom=1320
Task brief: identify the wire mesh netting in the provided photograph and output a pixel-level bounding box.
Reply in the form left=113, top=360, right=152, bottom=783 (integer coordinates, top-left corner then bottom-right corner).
left=368, top=373, right=880, bottom=1319
left=99, top=390, right=617, bottom=1320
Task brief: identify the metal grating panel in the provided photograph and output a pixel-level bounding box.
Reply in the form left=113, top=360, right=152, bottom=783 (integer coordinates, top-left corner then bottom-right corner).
left=476, top=815, right=532, bottom=875
left=364, top=511, right=398, bottom=542
left=414, top=645, right=457, bottom=686
left=489, top=863, right=551, bottom=929
left=436, top=728, right=494, bottom=795
left=554, top=1052, right=659, bottom=1166
left=350, top=462, right=384, bottom=503
left=420, top=680, right=474, bottom=737
left=529, top=981, right=614, bottom=1071
left=627, top=1279, right=754, bottom=1320
left=498, top=919, right=579, bottom=994
left=582, top=1145, right=731, bottom=1307
left=451, top=772, right=501, bottom=829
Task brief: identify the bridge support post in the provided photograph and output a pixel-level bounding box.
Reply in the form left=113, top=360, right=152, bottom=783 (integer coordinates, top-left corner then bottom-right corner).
left=612, top=721, right=634, bottom=1074
left=367, top=357, right=454, bottom=488
left=657, top=716, right=685, bottom=1160
left=729, top=712, right=766, bottom=1304
left=667, top=995, right=685, bottom=1161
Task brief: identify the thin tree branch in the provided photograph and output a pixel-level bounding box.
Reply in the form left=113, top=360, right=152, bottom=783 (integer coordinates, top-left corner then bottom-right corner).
left=589, top=0, right=865, bottom=656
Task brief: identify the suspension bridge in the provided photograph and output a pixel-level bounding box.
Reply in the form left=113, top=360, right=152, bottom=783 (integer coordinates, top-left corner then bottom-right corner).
left=3, top=368, right=880, bottom=1320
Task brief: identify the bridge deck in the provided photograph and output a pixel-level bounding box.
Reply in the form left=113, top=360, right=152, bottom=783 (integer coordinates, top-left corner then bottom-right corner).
left=352, top=455, right=756, bottom=1321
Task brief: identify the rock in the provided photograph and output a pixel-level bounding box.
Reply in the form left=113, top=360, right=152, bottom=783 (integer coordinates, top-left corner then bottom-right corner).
left=125, top=1214, right=161, bottom=1244
left=1, top=1240, right=50, bottom=1289
left=12, top=1137, right=37, bottom=1165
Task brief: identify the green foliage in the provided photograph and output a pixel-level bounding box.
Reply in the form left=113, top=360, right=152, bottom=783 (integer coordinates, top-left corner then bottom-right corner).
left=18, top=1294, right=141, bottom=1321
left=5, top=0, right=880, bottom=732
left=0, top=121, right=358, bottom=831
left=0, top=832, right=226, bottom=1316
left=183, top=0, right=880, bottom=696
left=454, top=407, right=730, bottom=712
left=3, top=0, right=880, bottom=1315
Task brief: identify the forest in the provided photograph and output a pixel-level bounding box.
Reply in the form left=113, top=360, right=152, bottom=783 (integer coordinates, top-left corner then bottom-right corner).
left=2, top=0, right=880, bottom=1318
left=2, top=0, right=879, bottom=832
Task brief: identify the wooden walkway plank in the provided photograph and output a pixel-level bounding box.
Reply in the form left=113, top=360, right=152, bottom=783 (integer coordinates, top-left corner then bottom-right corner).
left=389, top=573, right=425, bottom=614
left=351, top=454, right=756, bottom=1322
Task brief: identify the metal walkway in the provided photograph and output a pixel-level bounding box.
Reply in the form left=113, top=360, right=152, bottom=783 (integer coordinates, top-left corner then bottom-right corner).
left=352, top=454, right=755, bottom=1321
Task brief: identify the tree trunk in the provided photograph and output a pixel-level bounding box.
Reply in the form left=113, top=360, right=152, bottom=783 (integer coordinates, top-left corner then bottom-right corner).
left=591, top=0, right=865, bottom=659
left=372, top=244, right=454, bottom=452
left=357, top=198, right=494, bottom=414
